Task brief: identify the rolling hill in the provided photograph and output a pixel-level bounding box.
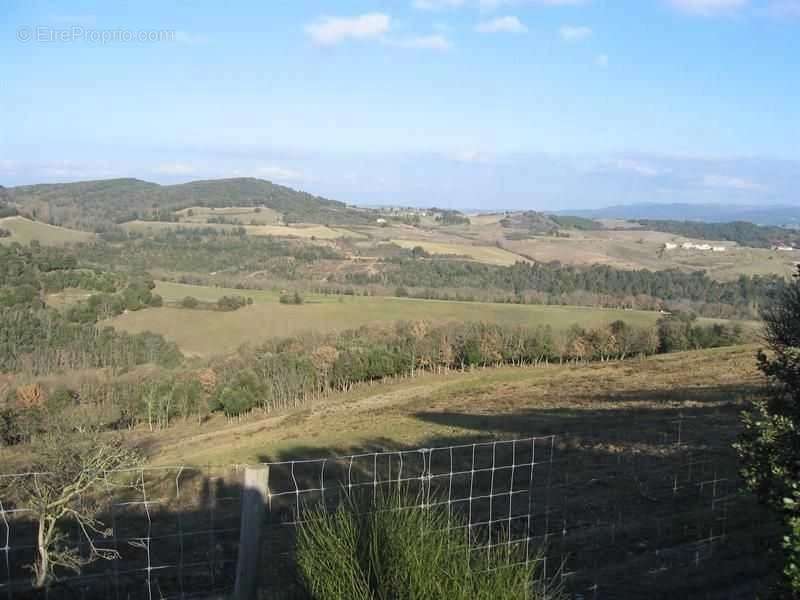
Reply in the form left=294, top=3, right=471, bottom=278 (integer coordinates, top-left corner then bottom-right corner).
left=6, top=177, right=377, bottom=231
left=0, top=216, right=95, bottom=245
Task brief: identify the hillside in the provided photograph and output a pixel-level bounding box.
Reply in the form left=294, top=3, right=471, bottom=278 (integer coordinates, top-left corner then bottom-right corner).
left=7, top=177, right=377, bottom=231
left=0, top=215, right=94, bottom=245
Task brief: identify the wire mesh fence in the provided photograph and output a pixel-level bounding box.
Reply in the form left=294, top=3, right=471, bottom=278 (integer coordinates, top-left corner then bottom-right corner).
left=0, top=420, right=774, bottom=599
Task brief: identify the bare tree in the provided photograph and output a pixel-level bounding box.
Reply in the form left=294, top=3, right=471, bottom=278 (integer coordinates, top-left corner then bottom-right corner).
left=4, top=432, right=142, bottom=588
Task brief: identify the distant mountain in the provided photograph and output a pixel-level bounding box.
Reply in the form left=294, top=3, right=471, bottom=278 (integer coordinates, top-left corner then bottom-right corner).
left=6, top=177, right=375, bottom=232
left=559, top=203, right=800, bottom=228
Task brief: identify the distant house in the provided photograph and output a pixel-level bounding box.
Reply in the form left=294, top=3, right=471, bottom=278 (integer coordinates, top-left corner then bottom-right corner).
left=776, top=245, right=795, bottom=252
left=712, top=246, right=726, bottom=252
left=681, top=242, right=694, bottom=250
left=376, top=218, right=388, bottom=226
left=664, top=242, right=678, bottom=250
left=696, top=244, right=712, bottom=251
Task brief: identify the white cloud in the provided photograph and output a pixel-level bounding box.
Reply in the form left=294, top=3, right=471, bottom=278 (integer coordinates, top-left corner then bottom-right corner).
left=766, top=0, right=800, bottom=17
left=559, top=25, right=592, bottom=40
left=703, top=174, right=766, bottom=191
left=388, top=34, right=452, bottom=49
left=0, top=160, right=19, bottom=174
left=476, top=16, right=528, bottom=33
left=668, top=0, right=748, bottom=16
left=447, top=150, right=494, bottom=163
left=480, top=0, right=589, bottom=8
left=305, top=13, right=390, bottom=46
left=251, top=166, right=304, bottom=182
left=595, top=53, right=609, bottom=67
left=413, top=0, right=465, bottom=9
left=153, top=163, right=197, bottom=176
left=613, top=159, right=665, bottom=177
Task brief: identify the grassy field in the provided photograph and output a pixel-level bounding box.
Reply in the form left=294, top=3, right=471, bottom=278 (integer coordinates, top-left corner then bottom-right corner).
left=146, top=344, right=763, bottom=465
left=104, top=280, right=685, bottom=356
left=0, top=216, right=94, bottom=245
left=391, top=239, right=527, bottom=266
left=175, top=205, right=283, bottom=225
left=121, top=219, right=364, bottom=240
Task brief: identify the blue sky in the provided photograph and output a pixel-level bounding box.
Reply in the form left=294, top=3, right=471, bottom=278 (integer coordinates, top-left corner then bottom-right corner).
left=1, top=0, right=799, bottom=209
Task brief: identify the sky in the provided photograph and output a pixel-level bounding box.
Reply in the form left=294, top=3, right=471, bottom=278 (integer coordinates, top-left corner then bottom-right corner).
left=1, top=0, right=799, bottom=209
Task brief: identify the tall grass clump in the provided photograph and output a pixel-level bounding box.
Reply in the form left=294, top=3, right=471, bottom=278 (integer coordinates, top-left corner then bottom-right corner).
left=296, top=492, right=556, bottom=600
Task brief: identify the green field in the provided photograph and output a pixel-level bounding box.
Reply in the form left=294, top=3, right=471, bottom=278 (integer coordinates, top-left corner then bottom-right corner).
left=175, top=205, right=283, bottom=225
left=106, top=280, right=739, bottom=356
left=0, top=216, right=94, bottom=245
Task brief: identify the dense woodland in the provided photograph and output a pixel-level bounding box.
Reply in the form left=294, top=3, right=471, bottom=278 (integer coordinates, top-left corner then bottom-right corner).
left=347, top=258, right=784, bottom=318
left=77, top=230, right=342, bottom=274
left=0, top=243, right=180, bottom=374
left=6, top=177, right=378, bottom=231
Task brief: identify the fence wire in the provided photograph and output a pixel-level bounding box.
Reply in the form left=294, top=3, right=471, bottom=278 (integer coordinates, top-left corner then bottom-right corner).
left=0, top=422, right=773, bottom=599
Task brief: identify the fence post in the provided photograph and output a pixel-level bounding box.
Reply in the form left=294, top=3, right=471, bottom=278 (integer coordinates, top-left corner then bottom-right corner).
left=234, top=465, right=270, bottom=600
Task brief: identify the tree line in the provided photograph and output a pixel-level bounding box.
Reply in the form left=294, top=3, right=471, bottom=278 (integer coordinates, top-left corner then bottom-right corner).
left=0, top=315, right=746, bottom=444
left=344, top=258, right=784, bottom=318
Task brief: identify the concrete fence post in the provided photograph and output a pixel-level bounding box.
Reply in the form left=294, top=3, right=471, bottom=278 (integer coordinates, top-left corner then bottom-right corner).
left=234, top=465, right=270, bottom=600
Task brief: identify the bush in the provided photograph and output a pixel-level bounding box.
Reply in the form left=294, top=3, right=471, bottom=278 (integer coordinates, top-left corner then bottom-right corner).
left=737, top=265, right=800, bottom=594
left=296, top=492, right=554, bottom=600
left=181, top=296, right=199, bottom=309
left=279, top=291, right=304, bottom=305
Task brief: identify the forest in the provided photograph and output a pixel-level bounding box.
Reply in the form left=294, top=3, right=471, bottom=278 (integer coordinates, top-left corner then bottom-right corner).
left=346, top=257, right=784, bottom=317
left=0, top=243, right=180, bottom=374
left=5, top=177, right=378, bottom=231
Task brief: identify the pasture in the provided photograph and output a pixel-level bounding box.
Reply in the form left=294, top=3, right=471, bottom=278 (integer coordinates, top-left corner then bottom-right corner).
left=175, top=205, right=283, bottom=225
left=391, top=239, right=528, bottom=266
left=147, top=343, right=762, bottom=465
left=120, top=219, right=364, bottom=240
left=0, top=216, right=94, bottom=245
left=107, top=280, right=677, bottom=356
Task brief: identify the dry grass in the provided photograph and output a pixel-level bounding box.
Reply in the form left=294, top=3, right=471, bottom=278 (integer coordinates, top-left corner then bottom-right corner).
left=145, top=344, right=763, bottom=466
left=120, top=220, right=363, bottom=240
left=391, top=239, right=527, bottom=266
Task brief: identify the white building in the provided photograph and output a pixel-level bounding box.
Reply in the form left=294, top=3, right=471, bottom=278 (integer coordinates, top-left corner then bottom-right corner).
left=712, top=246, right=727, bottom=252
left=664, top=242, right=678, bottom=250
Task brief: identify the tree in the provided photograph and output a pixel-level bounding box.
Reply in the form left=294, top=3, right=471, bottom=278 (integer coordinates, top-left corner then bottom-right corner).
left=736, top=266, right=800, bottom=595
left=3, top=433, right=142, bottom=588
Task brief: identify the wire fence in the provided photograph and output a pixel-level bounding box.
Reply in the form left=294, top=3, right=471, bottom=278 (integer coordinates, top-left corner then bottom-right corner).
left=0, top=421, right=774, bottom=599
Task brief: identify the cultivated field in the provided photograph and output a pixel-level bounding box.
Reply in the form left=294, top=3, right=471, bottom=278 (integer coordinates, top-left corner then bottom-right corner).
left=391, top=239, right=527, bottom=266
left=503, top=229, right=798, bottom=281
left=0, top=216, right=94, bottom=245
left=107, top=281, right=680, bottom=356
left=120, top=219, right=364, bottom=240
